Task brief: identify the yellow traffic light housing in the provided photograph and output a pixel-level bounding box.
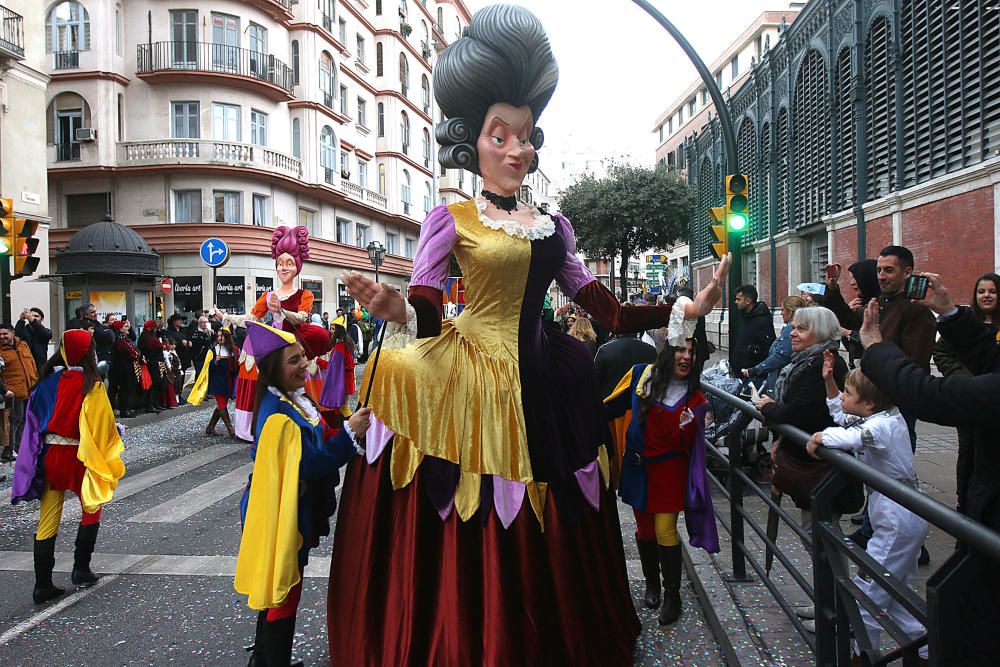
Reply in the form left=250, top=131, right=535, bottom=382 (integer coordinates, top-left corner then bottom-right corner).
left=726, top=174, right=749, bottom=233
left=0, top=197, right=39, bottom=278
left=708, top=205, right=728, bottom=260
left=0, top=197, right=12, bottom=255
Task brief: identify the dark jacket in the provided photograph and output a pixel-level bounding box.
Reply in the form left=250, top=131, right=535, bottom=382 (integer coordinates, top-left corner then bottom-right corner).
left=732, top=302, right=776, bottom=372
left=14, top=318, right=52, bottom=369
left=595, top=336, right=657, bottom=402
left=90, top=319, right=115, bottom=363
left=861, top=310, right=1000, bottom=665
left=162, top=325, right=191, bottom=366
left=826, top=285, right=936, bottom=372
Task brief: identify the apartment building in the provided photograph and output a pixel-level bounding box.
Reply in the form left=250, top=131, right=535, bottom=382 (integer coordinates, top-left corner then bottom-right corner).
left=43, top=0, right=471, bottom=329
left=0, top=1, right=50, bottom=321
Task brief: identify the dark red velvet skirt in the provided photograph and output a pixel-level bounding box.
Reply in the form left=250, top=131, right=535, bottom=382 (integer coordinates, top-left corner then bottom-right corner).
left=327, top=443, right=641, bottom=666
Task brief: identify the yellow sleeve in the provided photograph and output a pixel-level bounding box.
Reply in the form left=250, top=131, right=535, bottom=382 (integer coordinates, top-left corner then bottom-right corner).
left=186, top=350, right=213, bottom=405
left=604, top=367, right=635, bottom=403
left=78, top=383, right=126, bottom=514
left=234, top=414, right=304, bottom=610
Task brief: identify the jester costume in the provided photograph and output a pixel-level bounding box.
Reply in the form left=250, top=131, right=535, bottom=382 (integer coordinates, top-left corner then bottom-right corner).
left=326, top=200, right=698, bottom=665
left=11, top=330, right=125, bottom=604
left=234, top=322, right=359, bottom=667
left=604, top=363, right=719, bottom=624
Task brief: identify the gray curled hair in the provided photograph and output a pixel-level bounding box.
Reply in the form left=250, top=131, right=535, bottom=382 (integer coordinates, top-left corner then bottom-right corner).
left=432, top=4, right=558, bottom=175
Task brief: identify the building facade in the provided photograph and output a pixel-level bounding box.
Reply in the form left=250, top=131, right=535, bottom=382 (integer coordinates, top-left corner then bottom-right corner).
left=650, top=6, right=800, bottom=284
left=44, top=0, right=472, bottom=330
left=1, top=1, right=50, bottom=322
left=684, top=0, right=1000, bottom=308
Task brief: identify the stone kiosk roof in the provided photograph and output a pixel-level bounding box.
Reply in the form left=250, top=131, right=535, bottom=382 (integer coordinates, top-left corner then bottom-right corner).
left=54, top=215, right=160, bottom=277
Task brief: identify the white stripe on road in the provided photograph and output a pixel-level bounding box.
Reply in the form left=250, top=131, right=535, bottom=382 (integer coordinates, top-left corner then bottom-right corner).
left=127, top=463, right=252, bottom=523
left=0, top=551, right=333, bottom=579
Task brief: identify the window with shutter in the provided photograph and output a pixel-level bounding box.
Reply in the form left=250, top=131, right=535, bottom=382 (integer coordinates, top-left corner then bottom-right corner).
left=865, top=16, right=894, bottom=201
left=793, top=49, right=831, bottom=228
left=736, top=118, right=756, bottom=246
left=834, top=48, right=854, bottom=210
left=759, top=121, right=771, bottom=238
left=697, top=158, right=713, bottom=261
left=776, top=107, right=789, bottom=233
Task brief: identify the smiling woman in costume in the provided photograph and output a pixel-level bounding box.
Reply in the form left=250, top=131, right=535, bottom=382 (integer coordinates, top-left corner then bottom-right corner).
left=329, top=5, right=729, bottom=665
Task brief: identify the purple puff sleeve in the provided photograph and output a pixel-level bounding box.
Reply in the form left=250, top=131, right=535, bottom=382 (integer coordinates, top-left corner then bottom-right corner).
left=552, top=214, right=597, bottom=299
left=410, top=205, right=458, bottom=291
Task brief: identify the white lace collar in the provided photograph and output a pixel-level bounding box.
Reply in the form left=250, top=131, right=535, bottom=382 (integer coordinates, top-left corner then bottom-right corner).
left=475, top=197, right=556, bottom=241
left=268, top=386, right=321, bottom=425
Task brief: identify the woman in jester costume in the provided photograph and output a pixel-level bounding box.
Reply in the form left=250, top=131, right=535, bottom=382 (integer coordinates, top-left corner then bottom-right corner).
left=10, top=329, right=125, bottom=604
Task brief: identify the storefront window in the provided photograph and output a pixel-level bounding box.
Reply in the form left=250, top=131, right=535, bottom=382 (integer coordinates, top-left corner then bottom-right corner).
left=301, top=279, right=323, bottom=314
left=216, top=276, right=246, bottom=315
left=173, top=276, right=204, bottom=317
left=133, top=290, right=154, bottom=324
left=255, top=276, right=273, bottom=305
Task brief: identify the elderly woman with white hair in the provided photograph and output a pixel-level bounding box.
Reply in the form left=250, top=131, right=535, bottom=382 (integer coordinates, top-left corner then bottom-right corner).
left=755, top=307, right=854, bottom=520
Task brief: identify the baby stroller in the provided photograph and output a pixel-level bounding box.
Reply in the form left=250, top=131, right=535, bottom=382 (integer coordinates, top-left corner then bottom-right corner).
left=702, top=360, right=772, bottom=484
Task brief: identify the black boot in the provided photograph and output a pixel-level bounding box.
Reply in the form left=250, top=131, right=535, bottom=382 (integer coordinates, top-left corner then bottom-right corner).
left=658, top=544, right=683, bottom=626
left=1, top=445, right=14, bottom=462
left=206, top=409, right=221, bottom=436
left=71, top=522, right=101, bottom=586
left=33, top=535, right=65, bottom=604
left=636, top=535, right=661, bottom=609
left=262, top=615, right=303, bottom=667
left=246, top=611, right=267, bottom=666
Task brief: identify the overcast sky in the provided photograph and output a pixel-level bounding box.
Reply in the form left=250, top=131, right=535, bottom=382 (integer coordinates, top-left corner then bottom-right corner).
left=461, top=0, right=792, bottom=184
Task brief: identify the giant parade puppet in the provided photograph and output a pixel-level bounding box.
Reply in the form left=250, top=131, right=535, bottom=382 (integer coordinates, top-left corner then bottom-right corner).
left=188, top=225, right=333, bottom=440
left=326, top=5, right=731, bottom=665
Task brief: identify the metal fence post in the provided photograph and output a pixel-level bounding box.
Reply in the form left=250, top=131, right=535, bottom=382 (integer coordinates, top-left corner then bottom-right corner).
left=726, top=428, right=749, bottom=581
left=811, top=471, right=844, bottom=666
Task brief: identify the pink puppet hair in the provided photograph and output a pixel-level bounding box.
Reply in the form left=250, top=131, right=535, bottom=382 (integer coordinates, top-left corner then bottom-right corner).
left=271, top=225, right=311, bottom=273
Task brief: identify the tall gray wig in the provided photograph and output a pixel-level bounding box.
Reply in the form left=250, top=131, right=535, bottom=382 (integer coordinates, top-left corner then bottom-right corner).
left=432, top=4, right=559, bottom=175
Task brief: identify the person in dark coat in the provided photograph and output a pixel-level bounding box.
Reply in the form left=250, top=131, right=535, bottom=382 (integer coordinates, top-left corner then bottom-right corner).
left=109, top=320, right=140, bottom=418
left=595, top=332, right=656, bottom=401
left=137, top=320, right=164, bottom=414
left=14, top=307, right=52, bottom=370
left=68, top=304, right=115, bottom=366
left=162, top=314, right=192, bottom=388
left=187, top=313, right=214, bottom=377
left=733, top=284, right=776, bottom=376
left=856, top=275, right=1000, bottom=666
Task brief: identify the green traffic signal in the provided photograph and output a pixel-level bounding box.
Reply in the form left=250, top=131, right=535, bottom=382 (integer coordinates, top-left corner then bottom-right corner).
left=0, top=239, right=9, bottom=254
left=728, top=211, right=748, bottom=232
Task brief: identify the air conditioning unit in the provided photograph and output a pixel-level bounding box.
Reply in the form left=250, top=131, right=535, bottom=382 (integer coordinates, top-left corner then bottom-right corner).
left=75, top=127, right=97, bottom=142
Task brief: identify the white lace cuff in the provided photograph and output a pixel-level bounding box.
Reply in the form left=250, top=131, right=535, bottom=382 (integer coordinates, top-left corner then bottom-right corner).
left=667, top=296, right=696, bottom=347
left=381, top=301, right=418, bottom=350
left=342, top=421, right=365, bottom=455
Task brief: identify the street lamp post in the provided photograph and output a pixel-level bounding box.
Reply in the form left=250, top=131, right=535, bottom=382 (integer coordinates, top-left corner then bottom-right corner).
left=367, top=240, right=385, bottom=284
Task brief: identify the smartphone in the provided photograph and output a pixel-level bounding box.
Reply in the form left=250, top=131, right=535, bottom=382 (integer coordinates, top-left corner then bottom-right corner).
left=904, top=274, right=929, bottom=300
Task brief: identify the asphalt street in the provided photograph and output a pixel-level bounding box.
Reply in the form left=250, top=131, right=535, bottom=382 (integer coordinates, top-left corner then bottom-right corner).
left=0, top=401, right=724, bottom=666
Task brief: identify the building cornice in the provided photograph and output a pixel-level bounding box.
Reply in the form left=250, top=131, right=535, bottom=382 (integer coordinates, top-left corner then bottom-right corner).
left=375, top=151, right=433, bottom=178
left=49, top=70, right=130, bottom=87
left=339, top=63, right=377, bottom=95
left=287, top=21, right=349, bottom=56
left=438, top=187, right=471, bottom=200
left=338, top=1, right=378, bottom=35
left=375, top=88, right=432, bottom=124
left=288, top=100, right=352, bottom=126
left=373, top=29, right=432, bottom=74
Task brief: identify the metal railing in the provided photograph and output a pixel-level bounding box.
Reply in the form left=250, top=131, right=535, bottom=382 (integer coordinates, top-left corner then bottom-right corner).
left=136, top=42, right=294, bottom=93
left=56, top=142, right=80, bottom=161
left=53, top=50, right=79, bottom=69
left=700, top=381, right=1000, bottom=666
left=0, top=5, right=24, bottom=58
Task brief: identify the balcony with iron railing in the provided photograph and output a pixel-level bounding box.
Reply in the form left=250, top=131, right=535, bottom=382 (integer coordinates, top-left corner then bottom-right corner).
left=53, top=50, right=78, bottom=70
left=117, top=139, right=303, bottom=179
left=136, top=42, right=295, bottom=102
left=0, top=5, right=24, bottom=60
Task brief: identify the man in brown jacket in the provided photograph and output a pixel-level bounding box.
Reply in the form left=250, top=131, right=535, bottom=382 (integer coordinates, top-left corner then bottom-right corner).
left=0, top=323, right=38, bottom=461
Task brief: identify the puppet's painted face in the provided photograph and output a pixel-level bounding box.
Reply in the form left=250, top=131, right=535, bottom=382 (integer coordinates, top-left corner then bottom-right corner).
left=476, top=103, right=535, bottom=197
left=276, top=252, right=298, bottom=285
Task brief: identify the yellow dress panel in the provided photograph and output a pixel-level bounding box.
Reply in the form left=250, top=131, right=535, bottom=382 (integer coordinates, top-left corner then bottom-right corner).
left=361, top=199, right=536, bottom=485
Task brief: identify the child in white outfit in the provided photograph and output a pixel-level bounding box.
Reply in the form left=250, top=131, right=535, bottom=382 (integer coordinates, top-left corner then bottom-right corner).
left=806, top=351, right=929, bottom=661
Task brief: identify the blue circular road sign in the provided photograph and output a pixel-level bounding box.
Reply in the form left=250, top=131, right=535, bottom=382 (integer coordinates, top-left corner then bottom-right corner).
left=200, top=237, right=230, bottom=268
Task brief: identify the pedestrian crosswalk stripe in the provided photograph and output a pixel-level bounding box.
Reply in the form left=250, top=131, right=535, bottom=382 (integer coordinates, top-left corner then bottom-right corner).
left=127, top=463, right=252, bottom=524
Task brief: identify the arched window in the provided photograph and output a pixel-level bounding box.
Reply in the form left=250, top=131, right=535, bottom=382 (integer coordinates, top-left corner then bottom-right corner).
left=400, top=111, right=410, bottom=153
left=793, top=49, right=831, bottom=227
left=421, top=20, right=429, bottom=46
left=421, top=75, right=430, bottom=113
left=292, top=118, right=301, bottom=158
left=46, top=1, right=90, bottom=54
left=291, top=41, right=300, bottom=84
left=401, top=169, right=411, bottom=214
left=865, top=16, right=895, bottom=200
left=320, top=126, right=337, bottom=181
left=378, top=163, right=386, bottom=194
left=319, top=51, right=336, bottom=106
left=423, top=181, right=432, bottom=214
left=376, top=42, right=383, bottom=77
left=377, top=102, right=385, bottom=137
left=399, top=53, right=409, bottom=96
left=422, top=127, right=431, bottom=168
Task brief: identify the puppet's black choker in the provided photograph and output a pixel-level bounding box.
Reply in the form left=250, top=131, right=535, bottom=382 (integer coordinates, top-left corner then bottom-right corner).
left=481, top=189, right=518, bottom=213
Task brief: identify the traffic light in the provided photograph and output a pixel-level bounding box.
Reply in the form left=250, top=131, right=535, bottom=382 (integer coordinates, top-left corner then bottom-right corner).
left=0, top=197, right=39, bottom=278
left=725, top=173, right=749, bottom=233
left=708, top=205, right=727, bottom=260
